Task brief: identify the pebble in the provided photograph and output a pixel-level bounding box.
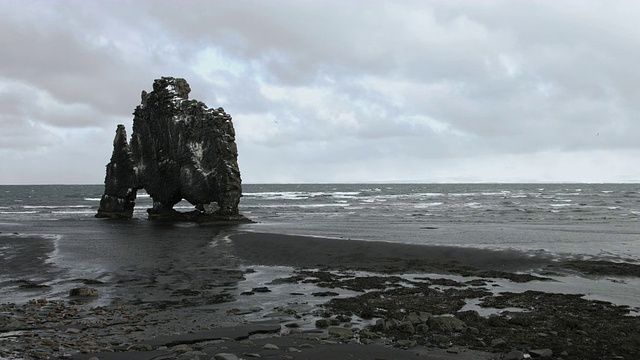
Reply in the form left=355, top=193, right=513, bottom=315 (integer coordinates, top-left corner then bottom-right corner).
left=262, top=343, right=279, bottom=350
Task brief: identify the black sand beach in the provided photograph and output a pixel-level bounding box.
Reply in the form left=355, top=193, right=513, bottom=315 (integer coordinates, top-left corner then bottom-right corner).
left=1, top=230, right=640, bottom=359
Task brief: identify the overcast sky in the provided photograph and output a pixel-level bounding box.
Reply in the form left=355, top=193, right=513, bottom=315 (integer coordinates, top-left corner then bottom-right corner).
left=2, top=0, right=640, bottom=184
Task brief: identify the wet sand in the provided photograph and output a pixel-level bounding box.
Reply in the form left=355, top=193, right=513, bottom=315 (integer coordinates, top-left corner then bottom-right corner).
left=228, top=231, right=556, bottom=273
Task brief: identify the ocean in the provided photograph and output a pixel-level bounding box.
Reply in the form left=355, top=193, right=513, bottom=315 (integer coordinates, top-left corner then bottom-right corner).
left=1, top=183, right=640, bottom=305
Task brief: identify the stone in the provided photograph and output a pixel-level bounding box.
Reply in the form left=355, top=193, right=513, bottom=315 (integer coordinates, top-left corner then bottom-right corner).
left=315, top=319, right=331, bottom=328
left=397, top=321, right=415, bottom=334
left=467, top=326, right=480, bottom=334
left=65, top=328, right=81, bottom=334
left=504, top=350, right=526, bottom=360
left=171, top=344, right=193, bottom=353
left=262, top=343, right=279, bottom=350
left=490, top=338, right=506, bottom=347
left=252, top=287, right=271, bottom=293
left=182, top=351, right=207, bottom=357
left=214, top=354, right=239, bottom=360
left=404, top=312, right=422, bottom=325
left=359, top=330, right=378, bottom=339
left=383, top=318, right=402, bottom=331
left=395, top=339, right=417, bottom=348
left=432, top=334, right=450, bottom=347
left=416, top=323, right=429, bottom=334
left=96, top=77, right=248, bottom=222
left=529, top=348, right=553, bottom=357
left=328, top=326, right=353, bottom=339
left=69, top=287, right=98, bottom=297
left=429, top=316, right=466, bottom=333
left=127, top=343, right=153, bottom=351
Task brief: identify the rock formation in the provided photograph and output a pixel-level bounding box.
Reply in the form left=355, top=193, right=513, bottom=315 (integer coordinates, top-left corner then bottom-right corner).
left=96, top=77, right=247, bottom=222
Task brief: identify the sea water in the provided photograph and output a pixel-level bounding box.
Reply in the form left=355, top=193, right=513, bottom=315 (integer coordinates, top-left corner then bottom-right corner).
left=239, top=183, right=640, bottom=261
left=1, top=184, right=640, bottom=259
left=1, top=184, right=639, bottom=304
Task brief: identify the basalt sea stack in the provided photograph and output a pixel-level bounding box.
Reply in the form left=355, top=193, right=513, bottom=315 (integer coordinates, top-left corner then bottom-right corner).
left=96, top=77, right=247, bottom=222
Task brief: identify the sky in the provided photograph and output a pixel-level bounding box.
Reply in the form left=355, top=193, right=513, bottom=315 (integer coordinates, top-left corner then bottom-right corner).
left=1, top=0, right=640, bottom=184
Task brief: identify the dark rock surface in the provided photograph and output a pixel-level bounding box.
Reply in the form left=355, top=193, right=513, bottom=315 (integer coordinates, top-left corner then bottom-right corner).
left=96, top=125, right=137, bottom=218
left=96, top=77, right=247, bottom=222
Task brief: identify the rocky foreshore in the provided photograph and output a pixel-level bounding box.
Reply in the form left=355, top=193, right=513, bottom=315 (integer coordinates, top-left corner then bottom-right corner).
left=2, top=232, right=640, bottom=360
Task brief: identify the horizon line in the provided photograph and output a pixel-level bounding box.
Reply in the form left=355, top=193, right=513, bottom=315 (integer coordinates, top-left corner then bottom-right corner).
left=1, top=181, right=639, bottom=186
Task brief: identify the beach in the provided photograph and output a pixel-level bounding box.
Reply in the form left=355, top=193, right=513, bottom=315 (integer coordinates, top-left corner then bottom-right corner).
left=1, top=228, right=640, bottom=360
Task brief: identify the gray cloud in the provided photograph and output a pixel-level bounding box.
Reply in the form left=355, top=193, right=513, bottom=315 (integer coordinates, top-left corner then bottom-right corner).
left=1, top=0, right=639, bottom=183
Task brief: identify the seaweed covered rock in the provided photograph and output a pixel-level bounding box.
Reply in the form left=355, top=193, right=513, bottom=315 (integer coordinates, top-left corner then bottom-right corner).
left=96, top=77, right=247, bottom=222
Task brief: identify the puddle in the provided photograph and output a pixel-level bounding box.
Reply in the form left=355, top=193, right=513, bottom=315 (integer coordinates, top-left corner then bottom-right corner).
left=460, top=298, right=529, bottom=317
left=222, top=266, right=375, bottom=333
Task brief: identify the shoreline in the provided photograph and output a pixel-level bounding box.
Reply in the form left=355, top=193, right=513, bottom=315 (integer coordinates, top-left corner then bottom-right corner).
left=1, top=230, right=640, bottom=359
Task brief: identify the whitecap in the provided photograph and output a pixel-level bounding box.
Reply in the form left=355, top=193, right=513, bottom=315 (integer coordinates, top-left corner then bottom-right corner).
left=52, top=210, right=95, bottom=214
left=414, top=202, right=444, bottom=208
